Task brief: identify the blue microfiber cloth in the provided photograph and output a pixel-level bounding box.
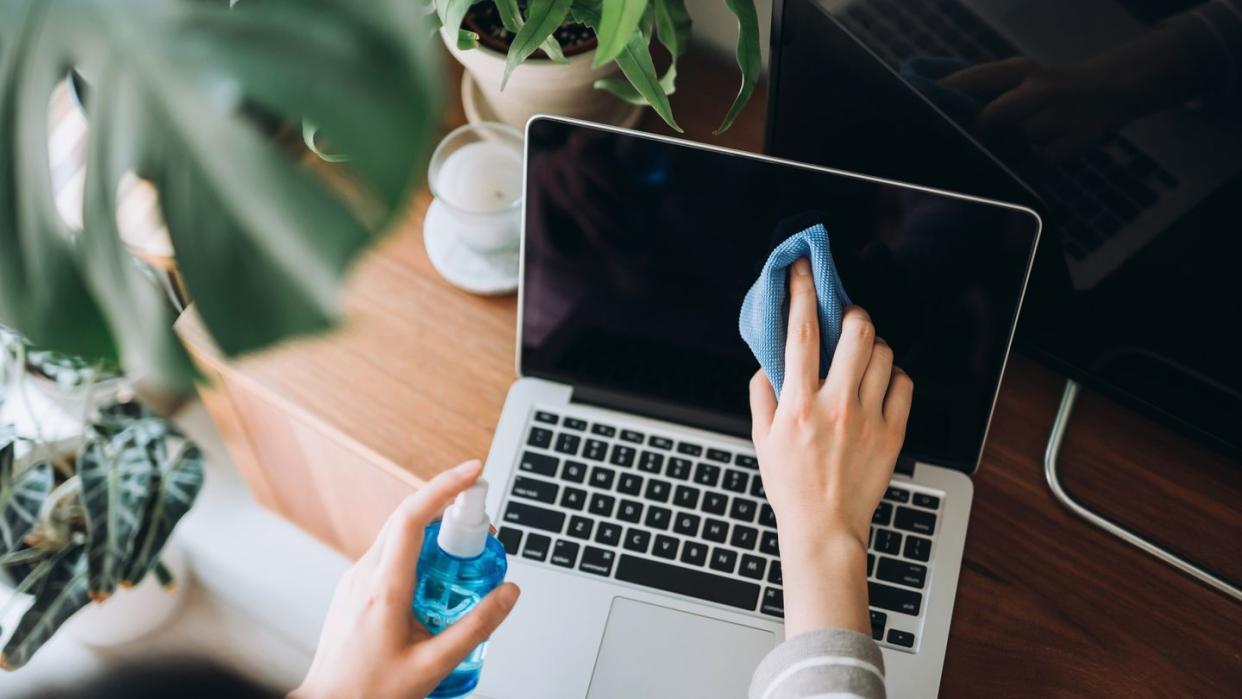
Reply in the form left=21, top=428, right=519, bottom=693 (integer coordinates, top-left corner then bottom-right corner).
left=739, top=224, right=851, bottom=398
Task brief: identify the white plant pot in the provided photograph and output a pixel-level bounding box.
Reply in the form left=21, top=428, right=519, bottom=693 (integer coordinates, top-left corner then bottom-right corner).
left=64, top=539, right=191, bottom=647
left=440, top=27, right=641, bottom=130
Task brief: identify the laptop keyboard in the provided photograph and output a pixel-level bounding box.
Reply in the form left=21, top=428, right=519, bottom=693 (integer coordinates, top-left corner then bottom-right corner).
left=837, top=0, right=1181, bottom=261
left=497, top=408, right=944, bottom=654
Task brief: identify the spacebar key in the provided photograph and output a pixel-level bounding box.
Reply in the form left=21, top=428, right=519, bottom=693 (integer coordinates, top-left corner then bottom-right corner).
left=615, top=554, right=760, bottom=611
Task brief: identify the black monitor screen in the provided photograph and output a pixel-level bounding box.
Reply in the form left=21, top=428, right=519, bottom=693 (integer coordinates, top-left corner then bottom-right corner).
left=521, top=118, right=1040, bottom=472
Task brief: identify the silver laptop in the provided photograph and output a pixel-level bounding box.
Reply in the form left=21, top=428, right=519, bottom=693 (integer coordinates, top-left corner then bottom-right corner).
left=477, top=116, right=1041, bottom=698
left=832, top=0, right=1242, bottom=289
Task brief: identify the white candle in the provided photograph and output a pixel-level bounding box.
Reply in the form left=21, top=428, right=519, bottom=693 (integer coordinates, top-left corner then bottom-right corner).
left=435, top=141, right=523, bottom=213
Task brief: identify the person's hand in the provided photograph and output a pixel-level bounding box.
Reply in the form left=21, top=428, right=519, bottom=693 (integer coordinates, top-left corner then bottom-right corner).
left=748, top=257, right=912, bottom=637
left=291, top=460, right=520, bottom=699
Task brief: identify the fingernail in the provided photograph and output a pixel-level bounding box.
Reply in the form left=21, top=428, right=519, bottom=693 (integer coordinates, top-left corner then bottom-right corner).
left=793, top=258, right=811, bottom=276
left=453, top=459, right=482, bottom=476
left=497, top=583, right=520, bottom=611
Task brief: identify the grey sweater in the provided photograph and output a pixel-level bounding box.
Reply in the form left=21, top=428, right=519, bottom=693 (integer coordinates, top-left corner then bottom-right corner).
left=749, top=629, right=887, bottom=699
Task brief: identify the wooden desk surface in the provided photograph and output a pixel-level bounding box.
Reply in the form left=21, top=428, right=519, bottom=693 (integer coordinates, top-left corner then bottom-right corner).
left=178, top=50, right=1242, bottom=696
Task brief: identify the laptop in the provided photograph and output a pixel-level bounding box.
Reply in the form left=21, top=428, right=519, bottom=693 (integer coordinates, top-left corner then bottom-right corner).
left=825, top=0, right=1242, bottom=289
left=477, top=116, right=1041, bottom=698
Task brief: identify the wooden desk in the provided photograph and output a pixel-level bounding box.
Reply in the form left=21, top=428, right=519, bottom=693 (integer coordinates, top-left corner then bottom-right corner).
left=177, top=50, right=1241, bottom=696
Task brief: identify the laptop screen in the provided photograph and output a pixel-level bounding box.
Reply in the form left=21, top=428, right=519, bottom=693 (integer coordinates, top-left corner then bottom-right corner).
left=521, top=118, right=1040, bottom=472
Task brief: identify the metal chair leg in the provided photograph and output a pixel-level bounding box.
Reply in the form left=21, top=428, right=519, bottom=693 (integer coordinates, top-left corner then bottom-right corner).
left=1044, top=379, right=1242, bottom=602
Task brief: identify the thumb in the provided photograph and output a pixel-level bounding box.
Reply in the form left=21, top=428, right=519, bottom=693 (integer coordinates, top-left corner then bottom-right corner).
left=413, top=583, right=520, bottom=680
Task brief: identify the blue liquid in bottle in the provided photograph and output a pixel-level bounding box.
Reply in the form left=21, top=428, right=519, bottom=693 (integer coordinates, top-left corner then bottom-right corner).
left=412, top=481, right=508, bottom=698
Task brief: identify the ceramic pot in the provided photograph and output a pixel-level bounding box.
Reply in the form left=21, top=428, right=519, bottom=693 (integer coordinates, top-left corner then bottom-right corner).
left=440, top=27, right=638, bottom=130
left=64, top=539, right=191, bottom=647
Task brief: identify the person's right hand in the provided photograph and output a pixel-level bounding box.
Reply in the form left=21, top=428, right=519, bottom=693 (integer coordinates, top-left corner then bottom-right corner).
left=749, top=257, right=912, bottom=637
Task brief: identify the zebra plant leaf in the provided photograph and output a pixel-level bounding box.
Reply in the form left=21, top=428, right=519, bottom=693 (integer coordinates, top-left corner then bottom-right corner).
left=0, top=546, right=89, bottom=670
left=120, top=441, right=203, bottom=586
left=78, top=433, right=155, bottom=601
left=0, top=438, right=54, bottom=555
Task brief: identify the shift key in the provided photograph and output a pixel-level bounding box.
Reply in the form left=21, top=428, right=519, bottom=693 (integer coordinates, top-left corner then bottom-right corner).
left=503, top=501, right=565, bottom=534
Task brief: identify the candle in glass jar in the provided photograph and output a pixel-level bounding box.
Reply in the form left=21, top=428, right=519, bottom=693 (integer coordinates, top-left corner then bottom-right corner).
left=435, top=141, right=523, bottom=213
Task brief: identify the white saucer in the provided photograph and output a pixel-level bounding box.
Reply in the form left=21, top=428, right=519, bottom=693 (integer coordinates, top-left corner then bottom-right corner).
left=423, top=199, right=520, bottom=296
left=461, top=72, right=644, bottom=129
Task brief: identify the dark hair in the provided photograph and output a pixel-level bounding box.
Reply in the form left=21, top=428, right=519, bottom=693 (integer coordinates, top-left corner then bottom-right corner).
left=20, top=656, right=279, bottom=699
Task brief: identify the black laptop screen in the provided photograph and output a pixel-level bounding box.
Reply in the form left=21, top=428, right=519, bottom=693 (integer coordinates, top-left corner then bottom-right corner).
left=521, top=118, right=1040, bottom=472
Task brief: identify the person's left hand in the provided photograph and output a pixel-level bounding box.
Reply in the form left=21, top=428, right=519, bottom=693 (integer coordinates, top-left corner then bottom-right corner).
left=291, top=459, right=520, bottom=699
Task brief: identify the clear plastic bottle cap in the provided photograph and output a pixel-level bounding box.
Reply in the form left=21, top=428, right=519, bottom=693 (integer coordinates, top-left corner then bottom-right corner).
left=437, top=479, right=491, bottom=558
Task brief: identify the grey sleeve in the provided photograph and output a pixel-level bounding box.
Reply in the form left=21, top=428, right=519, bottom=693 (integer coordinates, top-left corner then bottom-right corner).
left=748, top=628, right=887, bottom=699
left=1166, top=0, right=1242, bottom=101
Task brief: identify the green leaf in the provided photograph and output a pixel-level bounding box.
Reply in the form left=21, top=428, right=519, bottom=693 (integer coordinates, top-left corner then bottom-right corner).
left=502, top=0, right=573, bottom=89
left=593, top=62, right=677, bottom=105
left=593, top=0, right=647, bottom=68
left=653, top=0, right=692, bottom=60
left=78, top=432, right=156, bottom=600
left=496, top=0, right=566, bottom=63
left=0, top=546, right=89, bottom=670
left=120, top=440, right=203, bottom=586
left=716, top=0, right=761, bottom=134
left=0, top=439, right=54, bottom=555
left=611, top=31, right=682, bottom=132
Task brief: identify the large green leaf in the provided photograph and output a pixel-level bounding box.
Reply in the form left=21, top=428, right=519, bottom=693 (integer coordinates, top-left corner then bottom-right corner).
left=716, top=0, right=761, bottom=134
left=0, top=0, right=439, bottom=390
left=78, top=432, right=156, bottom=600
left=502, top=0, right=573, bottom=89
left=495, top=0, right=567, bottom=63
left=0, top=438, right=54, bottom=555
left=574, top=0, right=681, bottom=132
left=653, top=0, right=692, bottom=60
left=0, top=546, right=89, bottom=670
left=121, top=440, right=203, bottom=586
left=593, top=0, right=648, bottom=68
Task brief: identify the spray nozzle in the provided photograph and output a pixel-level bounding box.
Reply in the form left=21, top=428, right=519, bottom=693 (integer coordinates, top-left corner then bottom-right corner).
left=437, top=479, right=492, bottom=558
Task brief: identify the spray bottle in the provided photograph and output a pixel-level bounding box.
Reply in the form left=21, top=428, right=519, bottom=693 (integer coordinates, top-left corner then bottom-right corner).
left=412, top=479, right=508, bottom=698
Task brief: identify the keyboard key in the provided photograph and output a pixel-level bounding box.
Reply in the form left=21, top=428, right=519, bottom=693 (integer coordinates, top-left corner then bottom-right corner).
left=592, top=424, right=617, bottom=437
left=590, top=466, right=616, bottom=491
left=768, top=560, right=783, bottom=585
left=877, top=557, right=927, bottom=589
left=729, top=498, right=757, bottom=523
left=703, top=518, right=729, bottom=543
left=564, top=417, right=587, bottom=431
left=894, top=507, right=936, bottom=535
left=666, top=457, right=692, bottom=480
left=674, top=485, right=700, bottom=509
left=512, top=476, right=558, bottom=504
left=551, top=539, right=579, bottom=568
left=617, top=473, right=643, bottom=496
left=534, top=411, right=558, bottom=425
left=580, top=547, right=616, bottom=576
left=760, top=530, right=780, bottom=556
left=867, top=553, right=875, bottom=577
left=653, top=535, right=680, bottom=559
left=873, top=529, right=902, bottom=555
left=567, top=515, right=594, bottom=540
left=498, top=527, right=522, bottom=555
left=873, top=501, right=893, bottom=526
left=674, top=512, right=701, bottom=537
left=522, top=533, right=551, bottom=561
left=887, top=629, right=915, bottom=648
left=703, top=492, right=728, bottom=515
left=638, top=451, right=664, bottom=473
left=735, top=454, right=758, bottom=469
left=624, top=528, right=652, bottom=553
left=759, top=504, right=777, bottom=528
left=616, top=554, right=759, bottom=610
left=868, top=582, right=923, bottom=616
left=618, top=499, right=643, bottom=523
left=694, top=463, right=721, bottom=487
left=723, top=469, right=749, bottom=493
left=912, top=493, right=940, bottom=509
left=739, top=554, right=766, bottom=580
left=730, top=525, right=758, bottom=550
left=620, top=429, right=644, bottom=444
left=560, top=487, right=587, bottom=511
left=681, top=541, right=709, bottom=567
left=504, top=502, right=565, bottom=533
left=706, top=448, right=732, bottom=463
left=644, top=506, right=672, bottom=530
left=749, top=477, right=766, bottom=499
left=527, top=427, right=553, bottom=448
left=649, top=436, right=673, bottom=450
left=589, top=493, right=616, bottom=517
left=610, top=444, right=637, bottom=468
left=561, top=460, right=587, bottom=483
left=554, top=433, right=580, bottom=456
left=710, top=547, right=738, bottom=573
left=519, top=451, right=558, bottom=477
left=760, top=587, right=784, bottom=618
left=587, top=520, right=618, bottom=546
left=870, top=610, right=887, bottom=640
left=884, top=486, right=910, bottom=503
left=904, top=535, right=932, bottom=562
left=677, top=442, right=703, bottom=457
left=644, top=479, right=671, bottom=503
left=584, top=439, right=608, bottom=461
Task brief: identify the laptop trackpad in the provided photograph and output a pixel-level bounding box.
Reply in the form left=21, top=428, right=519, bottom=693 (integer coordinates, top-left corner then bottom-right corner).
left=587, top=597, right=776, bottom=699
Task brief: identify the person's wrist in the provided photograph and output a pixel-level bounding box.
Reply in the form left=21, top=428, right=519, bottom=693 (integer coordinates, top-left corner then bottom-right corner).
left=778, top=524, right=868, bottom=575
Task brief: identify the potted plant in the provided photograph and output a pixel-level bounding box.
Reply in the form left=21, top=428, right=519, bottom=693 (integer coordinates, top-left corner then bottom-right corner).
left=0, top=329, right=205, bottom=669
left=435, top=0, right=761, bottom=134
